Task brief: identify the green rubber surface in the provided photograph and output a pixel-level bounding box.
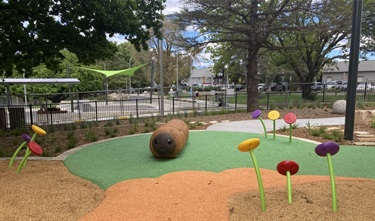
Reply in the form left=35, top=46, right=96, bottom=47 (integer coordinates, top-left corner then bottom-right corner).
left=64, top=131, right=375, bottom=189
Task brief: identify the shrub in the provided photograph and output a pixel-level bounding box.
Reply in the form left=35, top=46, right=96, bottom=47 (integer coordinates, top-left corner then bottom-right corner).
left=85, top=130, right=98, bottom=142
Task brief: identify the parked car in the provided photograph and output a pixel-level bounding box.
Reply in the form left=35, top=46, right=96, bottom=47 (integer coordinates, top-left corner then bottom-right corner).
left=338, top=81, right=348, bottom=91
left=258, top=83, right=266, bottom=91
left=357, top=82, right=375, bottom=91
left=270, top=82, right=288, bottom=91
left=235, top=84, right=245, bottom=91
left=325, top=81, right=339, bottom=90
left=311, top=82, right=323, bottom=91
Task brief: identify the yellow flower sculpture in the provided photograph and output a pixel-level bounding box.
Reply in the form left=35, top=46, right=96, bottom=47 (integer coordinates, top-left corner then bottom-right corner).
left=268, top=110, right=280, bottom=120
left=238, top=138, right=260, bottom=152
left=31, top=125, right=47, bottom=136
left=268, top=110, right=280, bottom=140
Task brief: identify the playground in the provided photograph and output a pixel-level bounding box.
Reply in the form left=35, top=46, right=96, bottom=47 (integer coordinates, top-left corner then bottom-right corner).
left=0, top=126, right=374, bottom=220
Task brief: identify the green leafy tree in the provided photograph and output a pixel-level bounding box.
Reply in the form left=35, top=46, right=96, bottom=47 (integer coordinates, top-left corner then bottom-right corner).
left=177, top=0, right=306, bottom=111
left=0, top=0, right=164, bottom=76
left=271, top=0, right=375, bottom=100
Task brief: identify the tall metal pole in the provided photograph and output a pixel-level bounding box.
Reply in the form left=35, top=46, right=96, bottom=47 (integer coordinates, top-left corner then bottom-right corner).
left=176, top=53, right=179, bottom=97
left=128, top=57, right=133, bottom=94
left=189, top=54, right=193, bottom=95
left=150, top=58, right=155, bottom=104
left=159, top=39, right=164, bottom=116
left=67, top=65, right=74, bottom=112
left=344, top=0, right=363, bottom=140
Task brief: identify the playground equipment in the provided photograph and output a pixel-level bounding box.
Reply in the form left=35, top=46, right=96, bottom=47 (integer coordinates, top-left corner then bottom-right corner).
left=149, top=119, right=189, bottom=158
left=277, top=160, right=300, bottom=203
left=9, top=124, right=46, bottom=174
left=284, top=113, right=297, bottom=143
left=238, top=138, right=266, bottom=211
left=251, top=109, right=267, bottom=138
left=315, top=141, right=340, bottom=212
left=268, top=110, right=280, bottom=139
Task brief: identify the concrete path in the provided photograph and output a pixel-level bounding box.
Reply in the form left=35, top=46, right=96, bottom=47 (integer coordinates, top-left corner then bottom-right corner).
left=207, top=117, right=346, bottom=134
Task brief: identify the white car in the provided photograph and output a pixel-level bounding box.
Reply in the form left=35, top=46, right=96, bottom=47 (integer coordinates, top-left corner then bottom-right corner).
left=357, top=82, right=375, bottom=91
left=258, top=83, right=265, bottom=91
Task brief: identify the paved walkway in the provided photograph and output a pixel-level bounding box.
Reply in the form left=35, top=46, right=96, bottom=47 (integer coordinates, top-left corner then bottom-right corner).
left=207, top=117, right=346, bottom=134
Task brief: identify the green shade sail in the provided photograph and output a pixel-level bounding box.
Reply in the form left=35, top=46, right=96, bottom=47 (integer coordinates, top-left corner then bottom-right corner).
left=80, top=64, right=146, bottom=77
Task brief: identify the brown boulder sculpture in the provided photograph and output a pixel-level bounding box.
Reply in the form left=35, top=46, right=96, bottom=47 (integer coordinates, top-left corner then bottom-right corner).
left=149, top=119, right=189, bottom=158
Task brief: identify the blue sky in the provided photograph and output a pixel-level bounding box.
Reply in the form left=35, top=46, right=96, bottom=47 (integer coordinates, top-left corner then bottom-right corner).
left=108, top=1, right=373, bottom=68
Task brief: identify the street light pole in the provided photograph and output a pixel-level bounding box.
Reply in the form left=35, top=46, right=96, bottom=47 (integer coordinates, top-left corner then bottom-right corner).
left=159, top=39, right=164, bottom=116
left=150, top=57, right=155, bottom=104
left=176, top=53, right=179, bottom=97
left=128, top=57, right=133, bottom=94
left=189, top=54, right=193, bottom=96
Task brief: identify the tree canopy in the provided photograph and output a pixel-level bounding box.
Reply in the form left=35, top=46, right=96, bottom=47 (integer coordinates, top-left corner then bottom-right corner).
left=177, top=0, right=374, bottom=111
left=0, top=0, right=165, bottom=76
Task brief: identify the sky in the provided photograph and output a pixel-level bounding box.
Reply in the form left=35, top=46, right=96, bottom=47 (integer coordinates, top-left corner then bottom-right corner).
left=164, top=0, right=181, bottom=15
left=108, top=1, right=373, bottom=68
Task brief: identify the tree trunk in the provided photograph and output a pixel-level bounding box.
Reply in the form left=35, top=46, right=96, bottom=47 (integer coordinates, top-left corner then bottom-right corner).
left=246, top=56, right=260, bottom=112
left=301, top=84, right=315, bottom=100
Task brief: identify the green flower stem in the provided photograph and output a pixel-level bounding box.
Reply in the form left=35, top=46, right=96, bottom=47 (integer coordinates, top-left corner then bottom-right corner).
left=249, top=150, right=266, bottom=211
left=17, top=148, right=31, bottom=174
left=327, top=153, right=337, bottom=212
left=21, top=148, right=31, bottom=169
left=273, top=120, right=276, bottom=140
left=258, top=117, right=267, bottom=138
left=30, top=133, right=37, bottom=142
left=9, top=141, right=26, bottom=168
left=289, top=124, right=293, bottom=143
left=287, top=171, right=292, bottom=203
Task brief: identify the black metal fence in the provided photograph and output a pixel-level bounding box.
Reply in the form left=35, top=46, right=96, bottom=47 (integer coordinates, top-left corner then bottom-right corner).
left=1, top=85, right=374, bottom=129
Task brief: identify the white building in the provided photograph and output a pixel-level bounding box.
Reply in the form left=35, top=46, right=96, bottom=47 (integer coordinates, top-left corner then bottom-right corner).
left=189, top=68, right=215, bottom=86
left=322, top=60, right=375, bottom=83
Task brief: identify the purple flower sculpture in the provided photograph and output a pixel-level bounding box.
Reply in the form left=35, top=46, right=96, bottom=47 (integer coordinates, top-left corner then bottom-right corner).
left=315, top=142, right=340, bottom=212
left=251, top=109, right=267, bottom=138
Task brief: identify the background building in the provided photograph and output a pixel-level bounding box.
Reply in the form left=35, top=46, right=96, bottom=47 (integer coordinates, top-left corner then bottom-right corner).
left=322, top=60, right=375, bottom=83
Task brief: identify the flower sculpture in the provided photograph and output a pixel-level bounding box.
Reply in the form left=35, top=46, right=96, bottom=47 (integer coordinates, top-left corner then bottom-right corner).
left=238, top=138, right=266, bottom=211
left=315, top=142, right=340, bottom=212
left=284, top=113, right=297, bottom=143
left=268, top=110, right=280, bottom=140
left=9, top=125, right=46, bottom=174
left=277, top=160, right=299, bottom=203
left=251, top=110, right=267, bottom=138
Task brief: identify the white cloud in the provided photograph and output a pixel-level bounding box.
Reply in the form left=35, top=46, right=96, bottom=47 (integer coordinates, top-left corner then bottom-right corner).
left=164, top=0, right=182, bottom=15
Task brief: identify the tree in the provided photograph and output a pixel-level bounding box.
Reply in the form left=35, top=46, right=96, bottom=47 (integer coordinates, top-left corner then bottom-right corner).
left=177, top=0, right=305, bottom=112
left=361, top=0, right=375, bottom=55
left=271, top=0, right=375, bottom=100
left=148, top=18, right=197, bottom=88
left=0, top=0, right=164, bottom=76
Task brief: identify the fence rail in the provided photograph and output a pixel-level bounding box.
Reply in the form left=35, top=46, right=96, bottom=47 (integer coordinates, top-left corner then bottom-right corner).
left=1, top=87, right=374, bottom=129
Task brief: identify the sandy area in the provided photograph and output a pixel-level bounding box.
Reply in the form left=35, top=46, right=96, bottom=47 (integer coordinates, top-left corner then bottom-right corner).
left=1, top=160, right=374, bottom=221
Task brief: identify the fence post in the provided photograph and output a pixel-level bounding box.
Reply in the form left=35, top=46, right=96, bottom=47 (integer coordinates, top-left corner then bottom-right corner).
left=172, top=96, right=175, bottom=115
left=77, top=92, right=81, bottom=121
left=95, top=101, right=98, bottom=122
left=234, top=93, right=238, bottom=112
left=29, top=104, right=33, bottom=126
left=266, top=93, right=270, bottom=110
left=136, top=99, right=139, bottom=118
left=204, top=94, right=208, bottom=112
left=364, top=82, right=368, bottom=101
left=322, top=84, right=326, bottom=103
left=49, top=103, right=53, bottom=125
